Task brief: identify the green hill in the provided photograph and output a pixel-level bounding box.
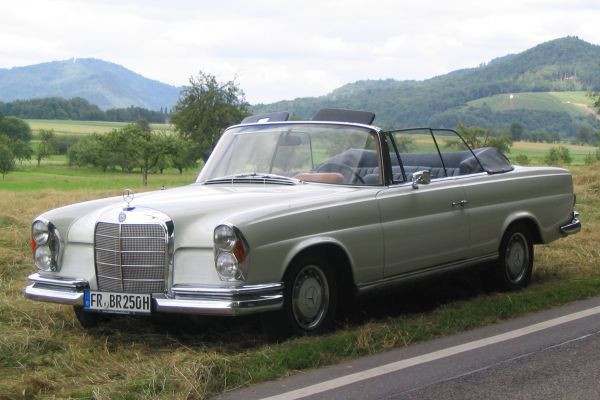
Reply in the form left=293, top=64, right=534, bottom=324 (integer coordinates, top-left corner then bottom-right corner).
left=254, top=37, right=600, bottom=135
left=465, top=92, right=597, bottom=117
left=0, top=58, right=180, bottom=111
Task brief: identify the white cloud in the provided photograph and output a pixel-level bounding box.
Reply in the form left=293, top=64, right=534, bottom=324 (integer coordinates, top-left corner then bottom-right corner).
left=0, top=0, right=599, bottom=103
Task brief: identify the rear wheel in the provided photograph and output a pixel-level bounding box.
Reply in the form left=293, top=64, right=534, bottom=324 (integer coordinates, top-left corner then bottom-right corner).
left=494, top=224, right=534, bottom=290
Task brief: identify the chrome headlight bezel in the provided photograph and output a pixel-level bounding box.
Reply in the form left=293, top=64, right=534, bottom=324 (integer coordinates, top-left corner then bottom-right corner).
left=31, top=218, right=62, bottom=272
left=214, top=224, right=237, bottom=252
left=32, top=220, right=50, bottom=244
left=213, top=223, right=249, bottom=281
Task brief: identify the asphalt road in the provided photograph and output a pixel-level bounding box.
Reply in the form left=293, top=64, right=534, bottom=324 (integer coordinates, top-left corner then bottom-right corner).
left=216, top=296, right=600, bottom=400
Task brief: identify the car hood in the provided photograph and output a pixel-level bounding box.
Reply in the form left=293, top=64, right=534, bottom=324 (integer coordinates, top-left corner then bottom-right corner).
left=41, top=182, right=375, bottom=246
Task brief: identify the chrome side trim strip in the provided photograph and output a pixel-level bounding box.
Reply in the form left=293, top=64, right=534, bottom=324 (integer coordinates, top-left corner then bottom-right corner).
left=357, top=253, right=498, bottom=295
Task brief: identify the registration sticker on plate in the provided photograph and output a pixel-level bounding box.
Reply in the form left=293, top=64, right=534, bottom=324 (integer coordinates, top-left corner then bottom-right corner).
left=83, top=290, right=152, bottom=315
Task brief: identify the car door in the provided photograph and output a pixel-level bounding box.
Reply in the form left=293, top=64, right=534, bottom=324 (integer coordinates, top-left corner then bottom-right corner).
left=377, top=129, right=471, bottom=277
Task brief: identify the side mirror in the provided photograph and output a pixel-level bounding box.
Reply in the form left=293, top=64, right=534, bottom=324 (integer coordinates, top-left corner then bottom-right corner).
left=412, top=170, right=431, bottom=189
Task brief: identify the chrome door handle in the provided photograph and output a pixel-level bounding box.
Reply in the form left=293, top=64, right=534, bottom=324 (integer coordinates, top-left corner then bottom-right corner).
left=452, top=200, right=469, bottom=207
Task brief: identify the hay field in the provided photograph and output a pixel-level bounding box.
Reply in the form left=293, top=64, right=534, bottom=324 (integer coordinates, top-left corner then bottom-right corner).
left=0, top=164, right=599, bottom=399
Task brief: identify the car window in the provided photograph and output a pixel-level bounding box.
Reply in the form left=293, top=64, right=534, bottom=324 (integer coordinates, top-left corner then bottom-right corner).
left=431, top=129, right=484, bottom=177
left=387, top=128, right=444, bottom=183
left=386, top=128, right=484, bottom=183
left=198, top=123, right=382, bottom=185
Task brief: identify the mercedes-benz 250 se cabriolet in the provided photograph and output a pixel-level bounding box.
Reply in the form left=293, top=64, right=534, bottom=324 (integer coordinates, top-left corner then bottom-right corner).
left=24, top=108, right=581, bottom=335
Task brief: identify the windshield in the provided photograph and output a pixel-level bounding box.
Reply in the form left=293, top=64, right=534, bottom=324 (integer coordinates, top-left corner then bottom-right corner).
left=197, top=123, right=382, bottom=185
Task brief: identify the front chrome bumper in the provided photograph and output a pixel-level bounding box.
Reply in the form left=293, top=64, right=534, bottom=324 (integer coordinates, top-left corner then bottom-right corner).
left=560, top=211, right=581, bottom=236
left=24, top=273, right=284, bottom=316
left=24, top=273, right=89, bottom=305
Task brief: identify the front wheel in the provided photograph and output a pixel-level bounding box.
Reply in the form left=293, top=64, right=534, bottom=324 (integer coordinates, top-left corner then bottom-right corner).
left=281, top=255, right=338, bottom=336
left=494, top=224, right=534, bottom=290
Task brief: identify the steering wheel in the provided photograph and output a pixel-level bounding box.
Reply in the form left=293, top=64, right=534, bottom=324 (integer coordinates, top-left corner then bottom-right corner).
left=315, top=162, right=365, bottom=184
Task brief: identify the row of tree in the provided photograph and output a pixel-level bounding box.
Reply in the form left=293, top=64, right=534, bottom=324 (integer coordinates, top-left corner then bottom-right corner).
left=67, top=121, right=197, bottom=185
left=0, top=115, right=57, bottom=177
left=0, top=97, right=169, bottom=123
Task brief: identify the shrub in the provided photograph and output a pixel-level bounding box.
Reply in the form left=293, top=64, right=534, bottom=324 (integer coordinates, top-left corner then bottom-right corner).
left=545, top=146, right=572, bottom=165
left=514, top=154, right=530, bottom=165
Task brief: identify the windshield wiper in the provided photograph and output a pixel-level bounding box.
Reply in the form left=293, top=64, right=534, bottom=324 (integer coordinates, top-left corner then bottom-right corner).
left=204, top=173, right=300, bottom=185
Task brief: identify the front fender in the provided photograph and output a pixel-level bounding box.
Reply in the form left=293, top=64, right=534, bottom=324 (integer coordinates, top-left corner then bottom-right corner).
left=282, top=236, right=355, bottom=277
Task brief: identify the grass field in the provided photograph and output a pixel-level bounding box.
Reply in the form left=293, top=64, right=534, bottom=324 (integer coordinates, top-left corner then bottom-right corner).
left=465, top=91, right=597, bottom=117
left=1, top=164, right=197, bottom=191
left=1, top=154, right=599, bottom=398
left=509, top=141, right=597, bottom=166
left=25, top=119, right=175, bottom=136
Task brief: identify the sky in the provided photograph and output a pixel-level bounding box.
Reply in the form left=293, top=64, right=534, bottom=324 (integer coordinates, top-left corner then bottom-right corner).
left=1, top=0, right=600, bottom=104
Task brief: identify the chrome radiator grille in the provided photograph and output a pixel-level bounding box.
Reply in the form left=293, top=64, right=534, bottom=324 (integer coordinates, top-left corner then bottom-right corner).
left=95, top=222, right=168, bottom=293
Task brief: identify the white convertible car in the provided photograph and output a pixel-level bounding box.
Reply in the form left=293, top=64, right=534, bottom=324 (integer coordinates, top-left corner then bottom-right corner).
left=24, top=109, right=581, bottom=335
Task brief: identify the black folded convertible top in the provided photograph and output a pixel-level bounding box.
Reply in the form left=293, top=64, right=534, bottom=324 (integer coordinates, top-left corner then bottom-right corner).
left=312, top=108, right=376, bottom=125
left=470, top=147, right=514, bottom=174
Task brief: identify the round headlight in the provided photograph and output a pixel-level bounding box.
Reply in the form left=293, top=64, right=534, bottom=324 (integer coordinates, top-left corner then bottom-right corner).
left=34, top=246, right=53, bottom=272
left=32, top=220, right=49, bottom=245
left=216, top=252, right=239, bottom=280
left=214, top=225, right=237, bottom=252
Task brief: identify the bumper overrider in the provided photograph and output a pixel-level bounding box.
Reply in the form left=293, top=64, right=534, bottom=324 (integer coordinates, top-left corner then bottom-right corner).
left=24, top=273, right=284, bottom=316
left=560, top=210, right=581, bottom=236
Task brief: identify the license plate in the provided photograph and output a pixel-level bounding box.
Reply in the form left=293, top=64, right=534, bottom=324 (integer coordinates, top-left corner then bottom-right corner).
left=83, top=290, right=152, bottom=315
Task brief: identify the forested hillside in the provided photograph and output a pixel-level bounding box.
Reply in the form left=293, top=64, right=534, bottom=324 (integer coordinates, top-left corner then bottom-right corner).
left=0, top=58, right=180, bottom=111
left=0, top=97, right=169, bottom=123
left=253, top=37, right=600, bottom=135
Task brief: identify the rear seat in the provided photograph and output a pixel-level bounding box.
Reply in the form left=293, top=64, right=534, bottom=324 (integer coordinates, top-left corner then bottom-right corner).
left=356, top=166, right=379, bottom=179
left=396, top=166, right=462, bottom=180
left=317, top=148, right=481, bottom=185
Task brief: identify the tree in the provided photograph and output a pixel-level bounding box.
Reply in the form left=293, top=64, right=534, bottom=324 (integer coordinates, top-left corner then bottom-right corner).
left=127, top=121, right=175, bottom=186
left=575, top=126, right=592, bottom=145
left=67, top=134, right=113, bottom=172
left=103, top=127, right=139, bottom=172
left=591, top=90, right=600, bottom=114
left=0, top=142, right=15, bottom=179
left=36, top=129, right=56, bottom=166
left=509, top=121, right=524, bottom=141
left=101, top=121, right=176, bottom=185
left=11, top=140, right=34, bottom=163
left=0, top=115, right=32, bottom=142
left=171, top=71, right=250, bottom=161
left=169, top=137, right=198, bottom=174
left=455, top=123, right=513, bottom=153
left=0, top=115, right=33, bottom=162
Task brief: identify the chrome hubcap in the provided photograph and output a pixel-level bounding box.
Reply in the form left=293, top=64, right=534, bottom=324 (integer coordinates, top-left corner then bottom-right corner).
left=292, top=265, right=329, bottom=330
left=506, top=232, right=529, bottom=282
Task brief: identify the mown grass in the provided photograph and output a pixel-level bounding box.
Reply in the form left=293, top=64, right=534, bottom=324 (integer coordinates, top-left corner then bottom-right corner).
left=465, top=91, right=596, bottom=117
left=1, top=164, right=197, bottom=191
left=25, top=120, right=175, bottom=136
left=0, top=163, right=599, bottom=399
left=509, top=141, right=596, bottom=166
